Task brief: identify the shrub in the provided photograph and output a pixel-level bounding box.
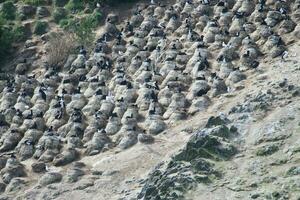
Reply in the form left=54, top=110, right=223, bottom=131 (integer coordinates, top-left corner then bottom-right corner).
left=0, top=19, right=14, bottom=60
left=13, top=23, right=27, bottom=42
left=45, top=32, right=77, bottom=68
left=256, top=144, right=279, bottom=156
left=0, top=17, right=26, bottom=63
left=65, top=0, right=85, bottom=12
left=22, top=0, right=46, bottom=6
left=86, top=10, right=102, bottom=28
left=53, top=0, right=69, bottom=7
left=0, top=1, right=16, bottom=20
left=59, top=17, right=75, bottom=29
left=52, top=8, right=68, bottom=23
left=74, top=16, right=96, bottom=46
left=61, top=16, right=95, bottom=47
left=33, top=20, right=48, bottom=35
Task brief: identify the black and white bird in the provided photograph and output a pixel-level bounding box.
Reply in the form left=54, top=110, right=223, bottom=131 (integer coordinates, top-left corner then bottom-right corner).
left=26, top=110, right=33, bottom=119
left=250, top=60, right=260, bottom=68
left=55, top=109, right=63, bottom=120
left=39, top=87, right=47, bottom=101
left=24, top=139, right=33, bottom=146
left=79, top=46, right=87, bottom=57
left=281, top=50, right=289, bottom=62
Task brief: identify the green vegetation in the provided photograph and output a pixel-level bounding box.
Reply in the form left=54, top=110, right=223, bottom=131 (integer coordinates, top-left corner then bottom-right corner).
left=61, top=16, right=96, bottom=47
left=53, top=0, right=69, bottom=7
left=22, top=0, right=46, bottom=6
left=59, top=9, right=102, bottom=47
left=61, top=0, right=103, bottom=48
left=0, top=0, right=132, bottom=64
left=65, top=0, right=85, bottom=12
left=59, top=17, right=75, bottom=29
left=12, top=23, right=27, bottom=42
left=86, top=10, right=102, bottom=27
left=256, top=144, right=279, bottom=156
left=52, top=8, right=68, bottom=23
left=33, top=20, right=48, bottom=35
left=75, top=16, right=96, bottom=46
left=0, top=1, right=16, bottom=20
left=0, top=17, right=26, bottom=63
left=0, top=18, right=14, bottom=60
left=286, top=166, right=300, bottom=176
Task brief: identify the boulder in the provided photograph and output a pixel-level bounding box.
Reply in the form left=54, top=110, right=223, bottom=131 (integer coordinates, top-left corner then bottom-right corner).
left=64, top=168, right=85, bottom=183
left=138, top=134, right=155, bottom=144
left=73, top=178, right=94, bottom=190
left=1, top=166, right=26, bottom=184
left=53, top=148, right=78, bottom=166
left=18, top=5, right=36, bottom=20
left=189, top=96, right=211, bottom=115
left=148, top=120, right=166, bottom=135
left=39, top=172, right=62, bottom=186
left=5, top=178, right=26, bottom=193
left=31, top=162, right=46, bottom=173
left=227, top=71, right=246, bottom=83
left=118, top=131, right=138, bottom=150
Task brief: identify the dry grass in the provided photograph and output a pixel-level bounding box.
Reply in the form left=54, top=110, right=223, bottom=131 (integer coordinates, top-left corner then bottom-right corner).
left=45, top=32, right=77, bottom=68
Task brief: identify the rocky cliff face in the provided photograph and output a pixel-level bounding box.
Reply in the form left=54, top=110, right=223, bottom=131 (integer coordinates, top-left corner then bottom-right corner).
left=0, top=0, right=300, bottom=199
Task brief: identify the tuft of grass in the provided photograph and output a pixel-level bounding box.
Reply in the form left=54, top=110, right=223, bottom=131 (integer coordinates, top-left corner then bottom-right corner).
left=45, top=32, right=77, bottom=68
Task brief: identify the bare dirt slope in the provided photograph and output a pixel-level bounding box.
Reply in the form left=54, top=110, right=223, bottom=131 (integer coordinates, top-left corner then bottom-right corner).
left=87, top=43, right=300, bottom=200
left=15, top=42, right=299, bottom=200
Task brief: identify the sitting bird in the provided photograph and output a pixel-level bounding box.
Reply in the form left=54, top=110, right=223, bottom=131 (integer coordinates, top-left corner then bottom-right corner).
left=39, top=87, right=47, bottom=101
